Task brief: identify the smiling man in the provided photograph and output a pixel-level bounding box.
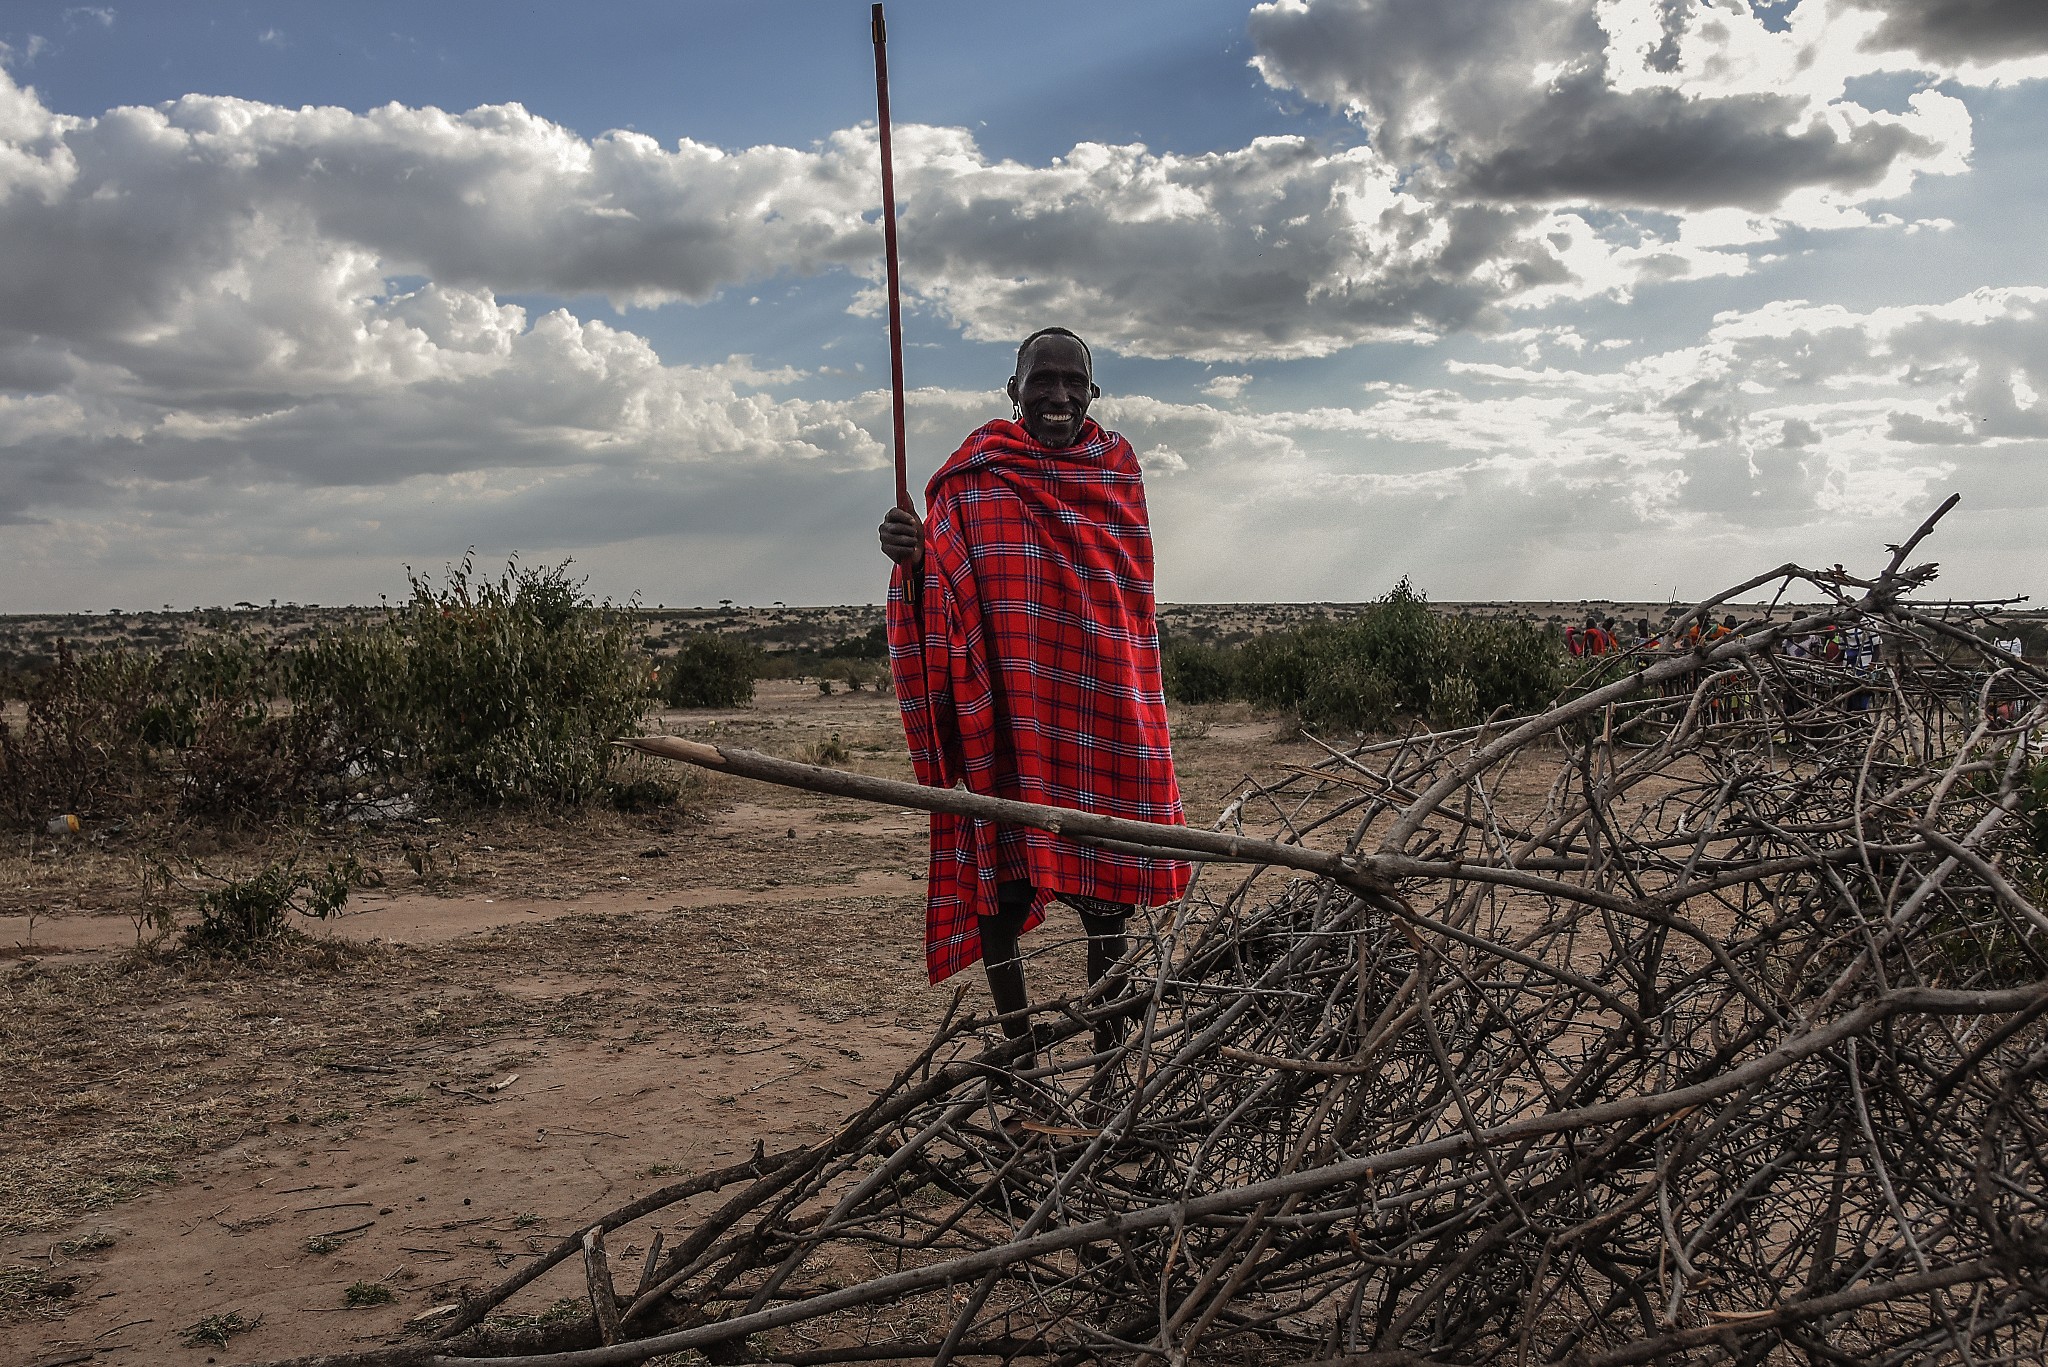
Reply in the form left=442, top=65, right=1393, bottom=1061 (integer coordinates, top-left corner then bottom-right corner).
left=879, top=327, right=1190, bottom=1067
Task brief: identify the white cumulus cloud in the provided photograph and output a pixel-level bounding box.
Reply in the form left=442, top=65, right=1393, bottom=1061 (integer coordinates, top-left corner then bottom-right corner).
left=1248, top=0, right=1977, bottom=220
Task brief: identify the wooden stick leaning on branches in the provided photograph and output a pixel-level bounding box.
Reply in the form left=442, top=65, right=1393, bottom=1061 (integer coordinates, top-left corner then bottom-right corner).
left=621, top=733, right=1733, bottom=906
left=619, top=735, right=1397, bottom=891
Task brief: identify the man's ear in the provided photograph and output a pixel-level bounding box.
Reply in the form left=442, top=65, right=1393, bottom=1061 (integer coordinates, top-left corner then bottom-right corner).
left=1089, top=383, right=1101, bottom=398
left=1006, top=376, right=1019, bottom=404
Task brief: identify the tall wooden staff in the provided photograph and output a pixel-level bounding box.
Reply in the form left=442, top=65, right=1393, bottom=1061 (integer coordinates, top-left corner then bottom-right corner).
left=871, top=3, right=911, bottom=513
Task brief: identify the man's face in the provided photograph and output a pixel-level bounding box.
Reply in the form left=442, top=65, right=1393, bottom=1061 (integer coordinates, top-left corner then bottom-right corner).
left=1009, top=335, right=1095, bottom=449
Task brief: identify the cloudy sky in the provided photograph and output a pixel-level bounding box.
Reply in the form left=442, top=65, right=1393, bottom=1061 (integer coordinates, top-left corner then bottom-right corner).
left=2, top=0, right=2044, bottom=611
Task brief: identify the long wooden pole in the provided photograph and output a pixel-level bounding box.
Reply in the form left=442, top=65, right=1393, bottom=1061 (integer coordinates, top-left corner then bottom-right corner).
left=620, top=734, right=1379, bottom=884
left=871, top=4, right=911, bottom=512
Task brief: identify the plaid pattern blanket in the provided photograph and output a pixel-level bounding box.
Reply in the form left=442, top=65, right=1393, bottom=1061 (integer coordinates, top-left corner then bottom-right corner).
left=888, top=418, right=1191, bottom=984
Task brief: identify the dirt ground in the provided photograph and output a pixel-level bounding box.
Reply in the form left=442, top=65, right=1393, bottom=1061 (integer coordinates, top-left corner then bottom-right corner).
left=0, top=682, right=1314, bottom=1366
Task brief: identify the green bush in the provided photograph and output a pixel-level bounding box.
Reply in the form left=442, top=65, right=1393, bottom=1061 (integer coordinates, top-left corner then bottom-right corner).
left=288, top=619, right=408, bottom=781
left=179, top=855, right=360, bottom=959
left=0, top=634, right=341, bottom=828
left=1235, top=633, right=1315, bottom=713
left=302, top=556, right=649, bottom=807
left=1302, top=656, right=1400, bottom=734
left=1340, top=577, right=1448, bottom=715
left=1430, top=674, right=1481, bottom=729
left=0, top=640, right=158, bottom=824
left=663, top=633, right=762, bottom=709
left=0, top=556, right=657, bottom=828
left=178, top=699, right=339, bottom=827
left=343, top=1280, right=396, bottom=1308
left=1440, top=614, right=1565, bottom=721
left=1163, top=638, right=1235, bottom=705
left=143, top=633, right=288, bottom=748
left=1159, top=580, right=1564, bottom=735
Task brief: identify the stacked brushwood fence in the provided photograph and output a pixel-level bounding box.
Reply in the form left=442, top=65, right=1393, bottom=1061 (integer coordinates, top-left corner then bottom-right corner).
left=266, top=502, right=2047, bottom=1367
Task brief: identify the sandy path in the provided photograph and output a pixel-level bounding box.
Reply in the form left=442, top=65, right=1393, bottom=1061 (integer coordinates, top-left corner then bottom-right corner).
left=0, top=872, right=923, bottom=956
left=0, top=1003, right=923, bottom=1367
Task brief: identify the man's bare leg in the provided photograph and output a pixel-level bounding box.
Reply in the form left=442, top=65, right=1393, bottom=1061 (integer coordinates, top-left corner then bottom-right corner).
left=1075, top=900, right=1134, bottom=1054
left=977, top=882, right=1036, bottom=1066
left=980, top=888, right=1139, bottom=1067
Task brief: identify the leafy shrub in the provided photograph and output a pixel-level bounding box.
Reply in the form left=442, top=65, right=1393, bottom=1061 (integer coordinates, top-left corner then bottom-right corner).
left=1430, top=674, right=1481, bottom=729
left=287, top=621, right=409, bottom=782
left=1339, top=577, right=1448, bottom=715
left=179, top=855, right=361, bottom=958
left=1440, top=614, right=1565, bottom=721
left=0, top=634, right=338, bottom=828
left=301, top=556, right=649, bottom=807
left=0, top=640, right=158, bottom=824
left=1163, top=638, right=1235, bottom=705
left=145, top=633, right=290, bottom=748
left=663, top=633, right=762, bottom=709
left=1302, top=656, right=1399, bottom=734
left=1, top=556, right=659, bottom=830
left=1160, top=580, right=1564, bottom=735
left=178, top=694, right=339, bottom=827
left=1232, top=632, right=1314, bottom=714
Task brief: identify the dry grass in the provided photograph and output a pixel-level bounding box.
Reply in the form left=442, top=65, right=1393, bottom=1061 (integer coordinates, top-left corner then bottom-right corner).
left=0, top=1264, right=77, bottom=1322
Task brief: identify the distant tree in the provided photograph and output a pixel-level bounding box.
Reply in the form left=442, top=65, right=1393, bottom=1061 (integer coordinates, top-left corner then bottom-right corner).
left=663, top=633, right=761, bottom=709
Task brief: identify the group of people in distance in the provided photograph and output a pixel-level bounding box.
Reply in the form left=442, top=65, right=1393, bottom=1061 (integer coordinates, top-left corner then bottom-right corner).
left=1566, top=612, right=1883, bottom=670
left=1567, top=609, right=1892, bottom=722
left=1567, top=613, right=1749, bottom=657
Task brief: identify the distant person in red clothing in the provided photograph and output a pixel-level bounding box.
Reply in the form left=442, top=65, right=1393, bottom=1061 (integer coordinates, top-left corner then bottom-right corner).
left=878, top=328, right=1190, bottom=1063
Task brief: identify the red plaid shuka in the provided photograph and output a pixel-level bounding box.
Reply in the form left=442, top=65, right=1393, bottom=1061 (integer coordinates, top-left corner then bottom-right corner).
left=888, top=417, right=1191, bottom=985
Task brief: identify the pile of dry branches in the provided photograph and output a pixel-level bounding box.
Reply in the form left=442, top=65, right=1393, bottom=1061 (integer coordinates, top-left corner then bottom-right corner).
left=270, top=503, right=2048, bottom=1367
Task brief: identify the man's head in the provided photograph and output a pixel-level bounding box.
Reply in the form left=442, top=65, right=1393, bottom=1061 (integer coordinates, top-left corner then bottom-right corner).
left=1008, top=327, right=1098, bottom=449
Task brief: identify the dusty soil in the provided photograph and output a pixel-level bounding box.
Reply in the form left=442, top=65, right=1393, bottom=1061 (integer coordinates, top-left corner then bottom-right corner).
left=0, top=683, right=1314, bottom=1366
